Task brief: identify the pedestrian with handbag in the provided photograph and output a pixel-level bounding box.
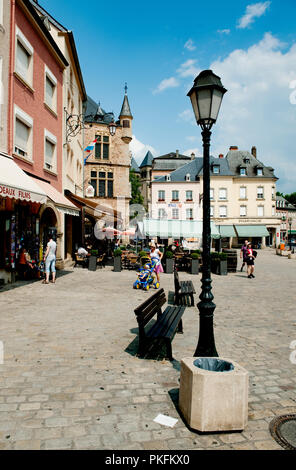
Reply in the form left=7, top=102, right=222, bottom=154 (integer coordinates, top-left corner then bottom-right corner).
left=246, top=243, right=256, bottom=279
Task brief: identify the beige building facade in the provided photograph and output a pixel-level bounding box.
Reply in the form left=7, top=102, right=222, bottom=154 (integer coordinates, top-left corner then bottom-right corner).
left=83, top=91, right=133, bottom=232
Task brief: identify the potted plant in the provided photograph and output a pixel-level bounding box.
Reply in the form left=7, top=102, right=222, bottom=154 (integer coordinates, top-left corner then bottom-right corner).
left=165, top=251, right=174, bottom=274
left=215, top=252, right=228, bottom=275
left=113, top=248, right=122, bottom=272
left=190, top=252, right=200, bottom=274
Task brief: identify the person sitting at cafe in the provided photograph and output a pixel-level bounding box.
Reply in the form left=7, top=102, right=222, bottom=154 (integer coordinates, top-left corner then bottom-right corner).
left=18, top=248, right=35, bottom=280
left=78, top=246, right=90, bottom=258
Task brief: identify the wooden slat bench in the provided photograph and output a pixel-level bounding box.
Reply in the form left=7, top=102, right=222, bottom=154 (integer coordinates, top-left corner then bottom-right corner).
left=134, top=288, right=186, bottom=361
left=174, top=269, right=196, bottom=306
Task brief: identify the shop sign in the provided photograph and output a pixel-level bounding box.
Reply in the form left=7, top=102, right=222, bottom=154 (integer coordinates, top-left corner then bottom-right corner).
left=0, top=184, right=31, bottom=201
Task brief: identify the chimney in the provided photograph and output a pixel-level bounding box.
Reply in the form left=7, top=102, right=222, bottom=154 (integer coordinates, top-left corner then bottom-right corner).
left=229, top=146, right=238, bottom=151
left=176, top=150, right=179, bottom=158
left=251, top=146, right=257, bottom=158
left=191, top=152, right=195, bottom=160
left=219, top=154, right=224, bottom=159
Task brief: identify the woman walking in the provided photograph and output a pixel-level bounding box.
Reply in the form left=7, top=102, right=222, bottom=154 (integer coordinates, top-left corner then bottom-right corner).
left=149, top=242, right=164, bottom=285
left=43, top=235, right=57, bottom=284
left=246, top=243, right=255, bottom=279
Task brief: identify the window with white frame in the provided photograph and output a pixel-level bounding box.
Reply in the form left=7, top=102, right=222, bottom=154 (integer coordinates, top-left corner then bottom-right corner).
left=158, top=190, right=165, bottom=201
left=14, top=106, right=33, bottom=159
left=219, top=205, right=227, bottom=217
left=44, top=130, right=57, bottom=172
left=257, top=205, right=264, bottom=217
left=272, top=206, right=275, bottom=216
left=186, top=190, right=193, bottom=201
left=210, top=206, right=214, bottom=217
left=45, top=66, right=57, bottom=112
left=186, top=208, right=193, bottom=220
left=219, top=188, right=227, bottom=200
left=257, top=186, right=264, bottom=199
left=210, top=188, right=214, bottom=200
left=158, top=208, right=167, bottom=219
left=257, top=167, right=263, bottom=176
left=240, top=167, right=246, bottom=176
left=185, top=173, right=190, bottom=181
left=240, top=205, right=247, bottom=217
left=212, top=165, right=220, bottom=174
left=172, top=208, right=179, bottom=219
left=172, top=190, right=179, bottom=201
left=240, top=186, right=247, bottom=199
left=15, top=27, right=34, bottom=86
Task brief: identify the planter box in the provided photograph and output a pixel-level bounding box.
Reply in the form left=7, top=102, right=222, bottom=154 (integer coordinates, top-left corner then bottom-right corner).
left=190, top=259, right=200, bottom=274
left=113, top=257, right=122, bottom=272
left=179, top=357, right=248, bottom=432
left=211, top=259, right=227, bottom=275
left=165, top=258, right=174, bottom=274
left=288, top=253, right=296, bottom=259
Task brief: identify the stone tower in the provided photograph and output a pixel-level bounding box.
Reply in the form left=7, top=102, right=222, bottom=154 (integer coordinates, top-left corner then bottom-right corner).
left=118, top=84, right=133, bottom=144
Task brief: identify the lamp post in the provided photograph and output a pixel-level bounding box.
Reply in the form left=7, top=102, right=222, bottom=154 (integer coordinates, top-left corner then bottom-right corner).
left=187, top=70, right=227, bottom=357
left=288, top=217, right=292, bottom=251
left=108, top=121, right=117, bottom=137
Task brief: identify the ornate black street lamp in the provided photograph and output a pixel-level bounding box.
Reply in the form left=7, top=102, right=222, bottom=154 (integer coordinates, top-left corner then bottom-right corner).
left=187, top=70, right=227, bottom=357
left=288, top=216, right=293, bottom=251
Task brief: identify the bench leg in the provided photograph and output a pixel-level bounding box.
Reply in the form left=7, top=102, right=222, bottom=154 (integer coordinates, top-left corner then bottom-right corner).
left=177, top=318, right=183, bottom=334
left=190, top=293, right=194, bottom=306
left=165, top=339, right=173, bottom=361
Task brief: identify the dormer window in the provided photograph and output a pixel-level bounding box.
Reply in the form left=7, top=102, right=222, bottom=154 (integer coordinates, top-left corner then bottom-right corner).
left=165, top=174, right=171, bottom=181
left=240, top=167, right=247, bottom=176
left=212, top=165, right=220, bottom=174
left=256, top=167, right=263, bottom=176
left=185, top=173, right=191, bottom=181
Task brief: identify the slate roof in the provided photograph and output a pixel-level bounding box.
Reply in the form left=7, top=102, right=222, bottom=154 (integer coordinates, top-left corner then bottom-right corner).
left=140, top=151, right=154, bottom=168
left=276, top=196, right=296, bottom=210
left=131, top=157, right=140, bottom=173
left=119, top=94, right=133, bottom=118
left=226, top=150, right=278, bottom=179
left=154, top=156, right=233, bottom=182
left=84, top=96, right=114, bottom=124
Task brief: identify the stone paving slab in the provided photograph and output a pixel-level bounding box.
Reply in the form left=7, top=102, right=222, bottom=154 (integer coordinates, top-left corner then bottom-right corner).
left=0, top=249, right=295, bottom=450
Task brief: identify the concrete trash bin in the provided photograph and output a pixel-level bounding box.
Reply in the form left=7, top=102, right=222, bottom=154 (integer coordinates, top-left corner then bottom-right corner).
left=179, top=357, right=248, bottom=432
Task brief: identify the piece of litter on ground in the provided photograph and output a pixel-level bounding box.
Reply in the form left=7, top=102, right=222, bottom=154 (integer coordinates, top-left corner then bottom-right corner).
left=153, top=414, right=178, bottom=428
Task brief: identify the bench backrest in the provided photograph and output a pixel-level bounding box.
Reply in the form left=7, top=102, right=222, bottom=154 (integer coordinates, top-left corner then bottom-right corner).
left=134, top=288, right=166, bottom=329
left=174, top=269, right=180, bottom=292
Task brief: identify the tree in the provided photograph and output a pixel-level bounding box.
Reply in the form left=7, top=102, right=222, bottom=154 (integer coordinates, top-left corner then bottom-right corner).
left=285, top=192, right=296, bottom=206
left=129, top=169, right=144, bottom=206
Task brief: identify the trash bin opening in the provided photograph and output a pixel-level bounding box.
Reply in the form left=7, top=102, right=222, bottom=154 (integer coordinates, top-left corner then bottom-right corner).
left=193, top=358, right=234, bottom=372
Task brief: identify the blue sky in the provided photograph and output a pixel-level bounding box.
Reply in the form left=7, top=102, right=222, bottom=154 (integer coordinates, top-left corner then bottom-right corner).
left=41, top=0, right=296, bottom=193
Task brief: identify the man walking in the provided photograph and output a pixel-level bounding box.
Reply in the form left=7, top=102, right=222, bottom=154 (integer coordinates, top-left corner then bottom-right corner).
left=240, top=239, right=249, bottom=272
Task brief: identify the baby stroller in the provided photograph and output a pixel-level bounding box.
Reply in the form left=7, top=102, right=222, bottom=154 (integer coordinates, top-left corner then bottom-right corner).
left=133, top=259, right=160, bottom=291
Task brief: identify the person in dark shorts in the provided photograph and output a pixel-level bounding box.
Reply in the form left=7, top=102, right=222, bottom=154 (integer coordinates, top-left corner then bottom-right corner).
left=240, top=239, right=249, bottom=272
left=246, top=243, right=256, bottom=278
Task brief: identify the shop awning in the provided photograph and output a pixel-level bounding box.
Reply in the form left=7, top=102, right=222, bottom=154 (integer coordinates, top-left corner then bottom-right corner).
left=34, top=180, right=80, bottom=216
left=0, top=153, right=47, bottom=204
left=218, top=225, right=236, bottom=238
left=136, top=219, right=220, bottom=239
left=234, top=225, right=270, bottom=237
left=65, top=191, right=122, bottom=223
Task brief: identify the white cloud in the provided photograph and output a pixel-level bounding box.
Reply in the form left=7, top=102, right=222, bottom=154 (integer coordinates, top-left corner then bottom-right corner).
left=186, top=136, right=198, bottom=142
left=179, top=109, right=195, bottom=125
left=237, top=1, right=271, bottom=29
left=153, top=77, right=180, bottom=94
left=183, top=147, right=202, bottom=158
left=217, top=29, right=231, bottom=35
left=184, top=39, right=196, bottom=51
left=177, top=59, right=200, bottom=78
left=208, top=32, right=296, bottom=192
left=130, top=135, right=158, bottom=164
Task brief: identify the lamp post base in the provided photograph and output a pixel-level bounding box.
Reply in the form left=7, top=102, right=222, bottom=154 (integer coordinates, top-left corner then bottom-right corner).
left=194, top=300, right=218, bottom=357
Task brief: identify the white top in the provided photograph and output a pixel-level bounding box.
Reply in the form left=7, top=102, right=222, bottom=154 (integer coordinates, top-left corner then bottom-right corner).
left=78, top=247, right=88, bottom=257
left=47, top=240, right=56, bottom=258
left=150, top=248, right=161, bottom=265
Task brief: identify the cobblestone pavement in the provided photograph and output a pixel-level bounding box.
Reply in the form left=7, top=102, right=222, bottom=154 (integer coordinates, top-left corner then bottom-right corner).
left=0, top=248, right=295, bottom=450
